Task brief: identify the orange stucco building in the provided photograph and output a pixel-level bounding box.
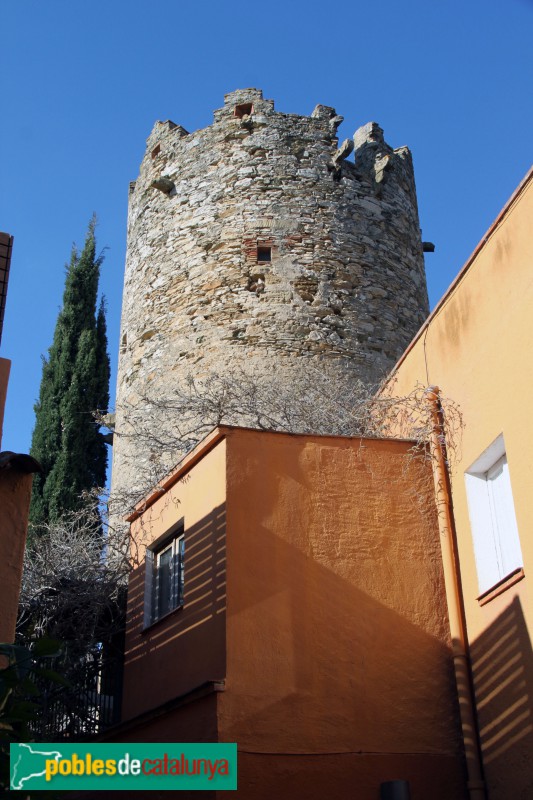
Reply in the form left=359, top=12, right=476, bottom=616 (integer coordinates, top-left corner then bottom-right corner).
left=388, top=166, right=533, bottom=800
left=109, top=426, right=467, bottom=799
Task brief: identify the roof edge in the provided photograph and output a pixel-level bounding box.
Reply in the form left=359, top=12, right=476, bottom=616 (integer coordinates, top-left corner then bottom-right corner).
left=0, top=451, right=42, bottom=474
left=125, top=424, right=422, bottom=522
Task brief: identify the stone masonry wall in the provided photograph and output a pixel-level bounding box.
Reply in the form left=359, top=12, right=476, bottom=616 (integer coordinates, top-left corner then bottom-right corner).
left=112, top=89, right=429, bottom=503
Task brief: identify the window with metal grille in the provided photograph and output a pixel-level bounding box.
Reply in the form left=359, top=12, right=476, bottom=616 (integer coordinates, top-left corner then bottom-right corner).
left=144, top=526, right=185, bottom=626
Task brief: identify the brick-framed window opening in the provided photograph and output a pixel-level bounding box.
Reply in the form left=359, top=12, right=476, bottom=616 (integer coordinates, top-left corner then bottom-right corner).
left=257, top=246, right=272, bottom=263
left=234, top=103, right=254, bottom=119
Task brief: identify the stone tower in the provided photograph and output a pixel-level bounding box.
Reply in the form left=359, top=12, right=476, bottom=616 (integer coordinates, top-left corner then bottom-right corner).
left=112, top=88, right=429, bottom=503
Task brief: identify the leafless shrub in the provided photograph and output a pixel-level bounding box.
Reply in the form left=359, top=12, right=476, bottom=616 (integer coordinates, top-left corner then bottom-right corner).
left=106, top=361, right=373, bottom=515
left=105, top=361, right=463, bottom=522
left=365, top=376, right=463, bottom=467
left=18, top=495, right=129, bottom=659
left=22, top=365, right=461, bottom=650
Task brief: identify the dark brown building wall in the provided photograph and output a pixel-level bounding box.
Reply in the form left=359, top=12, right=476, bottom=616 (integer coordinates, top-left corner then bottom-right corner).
left=104, top=692, right=219, bottom=745
left=80, top=694, right=218, bottom=800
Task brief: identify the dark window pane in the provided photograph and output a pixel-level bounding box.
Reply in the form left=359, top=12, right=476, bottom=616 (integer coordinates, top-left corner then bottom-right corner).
left=157, top=546, right=173, bottom=617
left=178, top=537, right=185, bottom=604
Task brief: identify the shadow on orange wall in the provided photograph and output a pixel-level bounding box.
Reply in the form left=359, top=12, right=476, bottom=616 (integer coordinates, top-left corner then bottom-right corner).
left=219, top=526, right=467, bottom=799
left=100, top=431, right=470, bottom=799
left=122, top=503, right=227, bottom=721
left=470, top=596, right=533, bottom=800
left=94, top=492, right=468, bottom=799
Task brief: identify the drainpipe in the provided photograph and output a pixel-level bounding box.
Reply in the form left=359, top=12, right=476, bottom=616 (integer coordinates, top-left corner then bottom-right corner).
left=424, top=387, right=486, bottom=800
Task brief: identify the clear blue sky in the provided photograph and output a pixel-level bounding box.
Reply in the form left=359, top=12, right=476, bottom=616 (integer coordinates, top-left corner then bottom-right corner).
left=1, top=0, right=531, bottom=455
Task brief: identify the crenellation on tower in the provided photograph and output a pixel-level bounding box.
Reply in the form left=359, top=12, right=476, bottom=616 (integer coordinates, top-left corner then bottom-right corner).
left=112, top=89, right=430, bottom=503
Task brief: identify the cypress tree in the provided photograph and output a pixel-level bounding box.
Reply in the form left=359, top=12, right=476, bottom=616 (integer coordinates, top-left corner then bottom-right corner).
left=29, top=219, right=110, bottom=527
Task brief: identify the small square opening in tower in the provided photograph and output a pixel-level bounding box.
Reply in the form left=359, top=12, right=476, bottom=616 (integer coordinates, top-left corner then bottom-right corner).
left=257, top=246, right=272, bottom=263
left=151, top=144, right=161, bottom=159
left=234, top=103, right=254, bottom=119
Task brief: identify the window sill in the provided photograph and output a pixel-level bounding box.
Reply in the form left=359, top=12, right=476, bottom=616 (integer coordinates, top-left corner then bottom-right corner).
left=142, top=602, right=184, bottom=633
left=477, top=568, right=525, bottom=606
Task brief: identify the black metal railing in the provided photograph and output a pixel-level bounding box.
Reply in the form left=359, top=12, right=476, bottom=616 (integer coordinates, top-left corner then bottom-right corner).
left=32, top=651, right=123, bottom=741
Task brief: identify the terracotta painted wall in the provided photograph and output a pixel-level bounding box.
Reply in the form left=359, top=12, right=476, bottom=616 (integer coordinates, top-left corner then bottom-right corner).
left=76, top=695, right=218, bottom=800
left=221, top=428, right=467, bottom=800
left=122, top=436, right=227, bottom=723
left=387, top=168, right=533, bottom=799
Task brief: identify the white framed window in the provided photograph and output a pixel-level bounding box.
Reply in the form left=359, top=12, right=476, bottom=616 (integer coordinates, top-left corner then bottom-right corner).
left=144, top=525, right=185, bottom=627
left=465, top=435, right=523, bottom=595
